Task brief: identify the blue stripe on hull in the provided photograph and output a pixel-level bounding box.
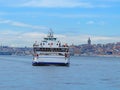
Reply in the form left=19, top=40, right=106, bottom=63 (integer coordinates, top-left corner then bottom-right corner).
left=32, top=62, right=69, bottom=66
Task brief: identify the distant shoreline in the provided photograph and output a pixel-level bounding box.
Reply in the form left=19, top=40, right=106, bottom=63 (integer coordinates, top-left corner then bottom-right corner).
left=97, top=55, right=120, bottom=58
left=75, top=54, right=120, bottom=58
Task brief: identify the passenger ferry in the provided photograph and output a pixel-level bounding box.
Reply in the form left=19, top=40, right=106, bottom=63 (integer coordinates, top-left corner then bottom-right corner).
left=32, top=30, right=70, bottom=66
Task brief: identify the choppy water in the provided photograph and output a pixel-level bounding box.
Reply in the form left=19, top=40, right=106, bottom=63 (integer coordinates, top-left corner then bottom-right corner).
left=0, top=55, right=120, bottom=90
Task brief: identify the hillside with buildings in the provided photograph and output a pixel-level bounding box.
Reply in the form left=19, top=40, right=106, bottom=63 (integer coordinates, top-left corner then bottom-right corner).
left=0, top=46, right=32, bottom=56
left=70, top=38, right=120, bottom=56
left=1, top=38, right=120, bottom=56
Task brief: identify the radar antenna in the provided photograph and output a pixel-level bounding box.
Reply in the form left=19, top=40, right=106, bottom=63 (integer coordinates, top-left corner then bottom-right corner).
left=48, top=29, right=54, bottom=38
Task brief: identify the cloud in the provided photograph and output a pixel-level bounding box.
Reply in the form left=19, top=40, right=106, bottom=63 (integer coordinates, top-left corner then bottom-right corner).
left=86, top=20, right=106, bottom=25
left=0, top=0, right=116, bottom=8
left=0, top=12, right=8, bottom=15
left=20, top=0, right=91, bottom=8
left=0, top=19, right=48, bottom=30
left=98, top=21, right=106, bottom=25
left=86, top=21, right=95, bottom=25
left=21, top=32, right=46, bottom=39
left=18, top=0, right=110, bottom=8
left=99, top=0, right=120, bottom=2
left=46, top=13, right=102, bottom=18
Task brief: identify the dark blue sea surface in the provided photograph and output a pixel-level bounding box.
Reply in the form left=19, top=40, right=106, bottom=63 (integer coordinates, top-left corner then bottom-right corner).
left=0, top=55, right=120, bottom=90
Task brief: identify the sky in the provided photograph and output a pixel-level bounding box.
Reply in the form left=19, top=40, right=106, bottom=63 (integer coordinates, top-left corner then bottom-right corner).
left=0, top=0, right=120, bottom=47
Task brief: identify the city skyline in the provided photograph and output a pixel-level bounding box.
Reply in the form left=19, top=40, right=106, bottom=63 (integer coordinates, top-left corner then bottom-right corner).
left=0, top=0, right=120, bottom=47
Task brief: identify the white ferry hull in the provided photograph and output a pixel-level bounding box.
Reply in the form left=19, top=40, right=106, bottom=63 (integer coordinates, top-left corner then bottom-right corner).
left=32, top=56, right=70, bottom=66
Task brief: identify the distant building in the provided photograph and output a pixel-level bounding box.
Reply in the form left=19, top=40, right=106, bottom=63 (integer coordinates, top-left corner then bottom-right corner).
left=88, top=37, right=91, bottom=45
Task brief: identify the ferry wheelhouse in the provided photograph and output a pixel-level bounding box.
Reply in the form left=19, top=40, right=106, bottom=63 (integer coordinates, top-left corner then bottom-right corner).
left=32, top=30, right=70, bottom=66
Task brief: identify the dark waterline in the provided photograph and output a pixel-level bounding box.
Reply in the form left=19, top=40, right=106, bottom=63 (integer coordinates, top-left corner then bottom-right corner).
left=0, top=55, right=120, bottom=90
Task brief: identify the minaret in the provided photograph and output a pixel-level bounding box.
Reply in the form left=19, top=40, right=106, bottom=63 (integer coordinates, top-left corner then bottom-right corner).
left=88, top=37, right=91, bottom=45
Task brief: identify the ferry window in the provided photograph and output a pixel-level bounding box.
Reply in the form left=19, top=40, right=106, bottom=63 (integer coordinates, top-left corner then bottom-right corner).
left=59, top=48, right=60, bottom=52
left=53, top=48, right=55, bottom=52
left=52, top=38, right=56, bottom=40
left=65, top=49, right=67, bottom=52
left=43, top=41, right=47, bottom=42
left=62, top=48, right=66, bottom=52
left=40, top=48, right=42, bottom=51
left=44, top=38, right=48, bottom=40
left=59, top=48, right=62, bottom=52
left=43, top=48, right=45, bottom=51
left=49, top=48, right=50, bottom=51
left=47, top=48, right=49, bottom=51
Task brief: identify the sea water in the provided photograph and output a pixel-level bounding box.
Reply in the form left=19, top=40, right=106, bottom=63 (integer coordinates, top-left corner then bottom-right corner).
left=0, top=55, right=120, bottom=90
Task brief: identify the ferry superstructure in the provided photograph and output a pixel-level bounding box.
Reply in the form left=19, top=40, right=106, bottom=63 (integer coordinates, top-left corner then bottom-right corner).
left=32, top=30, right=70, bottom=66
